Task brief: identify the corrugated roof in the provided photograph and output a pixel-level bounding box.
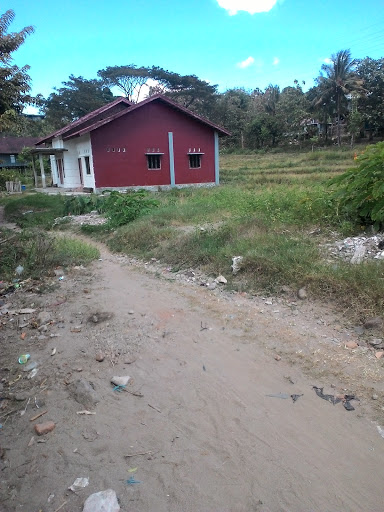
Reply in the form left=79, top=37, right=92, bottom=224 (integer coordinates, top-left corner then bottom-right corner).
left=64, top=94, right=231, bottom=139
left=0, top=136, right=40, bottom=154
left=37, top=97, right=133, bottom=145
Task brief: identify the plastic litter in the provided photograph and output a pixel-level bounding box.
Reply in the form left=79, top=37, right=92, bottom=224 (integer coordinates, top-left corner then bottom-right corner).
left=312, top=386, right=341, bottom=405
left=15, top=265, right=24, bottom=275
left=18, top=354, right=30, bottom=364
left=68, top=477, right=89, bottom=492
left=291, top=394, right=303, bottom=403
left=126, top=476, right=141, bottom=484
left=266, top=393, right=290, bottom=399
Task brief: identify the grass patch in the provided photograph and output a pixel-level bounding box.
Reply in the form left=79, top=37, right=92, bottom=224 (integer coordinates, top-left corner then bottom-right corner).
left=2, top=193, right=65, bottom=229
left=0, top=229, right=99, bottom=281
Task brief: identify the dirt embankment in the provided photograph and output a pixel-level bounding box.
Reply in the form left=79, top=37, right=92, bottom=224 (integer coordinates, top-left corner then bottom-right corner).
left=1, top=241, right=384, bottom=512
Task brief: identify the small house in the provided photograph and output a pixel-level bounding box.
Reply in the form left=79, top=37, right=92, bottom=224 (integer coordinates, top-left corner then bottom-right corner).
left=36, top=94, right=230, bottom=192
left=0, top=136, right=39, bottom=169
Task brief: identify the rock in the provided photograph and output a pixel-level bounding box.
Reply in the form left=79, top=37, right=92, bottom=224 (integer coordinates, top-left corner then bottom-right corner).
left=375, top=351, right=384, bottom=359
left=83, top=489, right=120, bottom=512
left=34, top=421, right=55, bottom=436
left=37, top=311, right=52, bottom=326
left=111, top=376, right=131, bottom=387
left=70, top=379, right=100, bottom=409
left=345, top=341, right=358, bottom=349
left=15, top=392, right=29, bottom=401
left=297, top=288, right=307, bottom=300
left=231, top=256, right=243, bottom=275
left=368, top=338, right=384, bottom=347
left=53, top=268, right=65, bottom=277
left=207, top=282, right=217, bottom=290
left=280, top=285, right=291, bottom=294
left=215, top=275, right=227, bottom=284
left=372, top=394, right=379, bottom=400
left=274, top=355, right=281, bottom=361
left=95, top=351, right=105, bottom=362
left=364, top=317, right=383, bottom=329
left=128, top=310, right=135, bottom=315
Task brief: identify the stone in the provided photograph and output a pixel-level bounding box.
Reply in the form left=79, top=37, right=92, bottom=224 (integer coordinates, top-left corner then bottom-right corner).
left=368, top=338, right=384, bottom=347
left=297, top=288, right=307, bottom=300
left=111, top=376, right=131, bottom=387
left=350, top=244, right=366, bottom=264
left=207, top=282, right=217, bottom=290
left=372, top=394, right=379, bottom=400
left=15, top=392, right=29, bottom=401
left=364, top=317, right=383, bottom=329
left=34, top=421, right=55, bottom=436
left=128, top=310, right=135, bottom=315
left=70, top=379, right=100, bottom=409
left=345, top=341, right=358, bottom=349
left=95, top=351, right=105, bottom=362
left=82, top=489, right=120, bottom=512
left=37, top=311, right=52, bottom=326
left=375, top=351, right=384, bottom=359
left=215, top=275, right=227, bottom=284
left=274, top=355, right=281, bottom=361
left=53, top=268, right=65, bottom=277
left=69, top=477, right=89, bottom=492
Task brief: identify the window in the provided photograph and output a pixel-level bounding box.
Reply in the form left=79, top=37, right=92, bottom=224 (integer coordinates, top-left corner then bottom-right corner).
left=10, top=154, right=16, bottom=164
left=84, top=156, right=91, bottom=175
left=146, top=154, right=162, bottom=170
left=189, top=154, right=202, bottom=169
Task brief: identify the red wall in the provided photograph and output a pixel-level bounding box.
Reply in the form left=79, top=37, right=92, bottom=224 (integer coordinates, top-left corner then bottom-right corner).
left=91, top=101, right=215, bottom=188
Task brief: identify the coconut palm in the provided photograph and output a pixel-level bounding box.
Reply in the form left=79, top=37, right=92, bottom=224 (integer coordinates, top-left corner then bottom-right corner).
left=314, top=49, right=364, bottom=145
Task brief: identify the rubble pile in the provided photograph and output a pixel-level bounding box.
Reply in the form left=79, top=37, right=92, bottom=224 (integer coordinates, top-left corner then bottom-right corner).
left=324, top=234, right=384, bottom=264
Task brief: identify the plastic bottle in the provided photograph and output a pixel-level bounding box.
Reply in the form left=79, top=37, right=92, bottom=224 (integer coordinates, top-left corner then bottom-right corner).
left=18, top=354, right=30, bottom=364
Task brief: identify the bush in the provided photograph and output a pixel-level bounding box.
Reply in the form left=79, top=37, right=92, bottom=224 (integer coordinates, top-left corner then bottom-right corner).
left=0, top=169, right=22, bottom=190
left=330, top=142, right=384, bottom=228
left=103, top=191, right=159, bottom=227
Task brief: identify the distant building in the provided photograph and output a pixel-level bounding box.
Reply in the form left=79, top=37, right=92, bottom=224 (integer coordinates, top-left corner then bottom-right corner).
left=0, top=136, right=39, bottom=169
left=36, top=94, right=230, bottom=192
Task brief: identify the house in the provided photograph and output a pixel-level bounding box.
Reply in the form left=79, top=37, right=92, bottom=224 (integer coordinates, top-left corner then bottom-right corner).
left=36, top=95, right=230, bottom=192
left=0, top=136, right=40, bottom=169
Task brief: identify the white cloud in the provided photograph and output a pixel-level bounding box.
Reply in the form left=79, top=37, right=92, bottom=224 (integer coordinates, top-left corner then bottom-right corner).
left=237, top=56, right=255, bottom=68
left=217, top=0, right=278, bottom=15
left=323, top=57, right=332, bottom=64
left=273, top=57, right=280, bottom=65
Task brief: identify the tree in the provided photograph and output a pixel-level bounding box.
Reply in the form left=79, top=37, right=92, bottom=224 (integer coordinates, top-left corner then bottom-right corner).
left=43, top=75, right=114, bottom=129
left=97, top=65, right=151, bottom=102
left=314, top=49, right=364, bottom=146
left=0, top=9, right=35, bottom=132
left=276, top=84, right=310, bottom=141
left=356, top=57, right=384, bottom=139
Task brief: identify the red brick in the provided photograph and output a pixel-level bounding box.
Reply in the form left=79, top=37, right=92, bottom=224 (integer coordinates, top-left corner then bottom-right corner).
left=34, top=421, right=55, bottom=436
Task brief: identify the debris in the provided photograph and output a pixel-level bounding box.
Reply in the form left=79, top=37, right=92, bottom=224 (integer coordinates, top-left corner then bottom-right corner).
left=27, top=436, right=35, bottom=447
left=95, top=351, right=105, bottom=362
left=266, top=393, right=290, bottom=399
left=125, top=450, right=155, bottom=458
left=15, top=265, right=24, bottom=275
left=18, top=308, right=36, bottom=314
left=148, top=403, right=161, bottom=413
left=82, top=489, right=120, bottom=512
left=297, top=288, right=307, bottom=300
left=51, top=347, right=57, bottom=356
left=58, top=276, right=64, bottom=281
left=200, top=321, right=208, bottom=331
left=291, top=394, right=303, bottom=403
left=203, top=365, right=206, bottom=371
left=312, top=386, right=341, bottom=405
left=23, top=361, right=38, bottom=372
left=34, top=420, right=55, bottom=436
left=76, top=410, right=96, bottom=415
left=70, top=379, right=100, bottom=409
left=18, top=354, right=30, bottom=364
left=231, top=256, right=243, bottom=275
left=377, top=426, right=384, bottom=439
left=111, top=376, right=131, bottom=387
left=343, top=400, right=355, bottom=411
left=215, top=275, right=227, bottom=284
left=128, top=467, right=138, bottom=473
left=20, top=332, right=26, bottom=340
left=54, top=501, right=68, bottom=512
left=69, top=477, right=89, bottom=492
left=37, top=311, right=52, bottom=326
left=345, top=341, right=358, bottom=349
left=20, top=397, right=31, bottom=416
left=126, top=476, right=141, bottom=484
left=28, top=368, right=38, bottom=379
left=351, top=244, right=366, bottom=264
left=30, top=410, right=47, bottom=422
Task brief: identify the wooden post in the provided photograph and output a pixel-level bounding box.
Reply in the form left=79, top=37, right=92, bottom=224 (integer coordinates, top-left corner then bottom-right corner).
left=31, top=155, right=38, bottom=187
left=38, top=153, right=46, bottom=188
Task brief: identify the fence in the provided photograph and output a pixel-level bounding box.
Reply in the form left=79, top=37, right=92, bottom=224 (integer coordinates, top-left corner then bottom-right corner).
left=5, top=181, right=22, bottom=193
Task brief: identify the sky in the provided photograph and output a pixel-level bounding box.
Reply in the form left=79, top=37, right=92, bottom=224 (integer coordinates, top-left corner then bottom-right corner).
left=6, top=0, right=384, bottom=111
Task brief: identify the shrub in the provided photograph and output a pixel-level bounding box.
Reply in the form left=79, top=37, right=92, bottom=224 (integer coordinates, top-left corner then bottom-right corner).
left=103, top=191, right=159, bottom=227
left=0, top=169, right=22, bottom=190
left=330, top=142, right=384, bottom=228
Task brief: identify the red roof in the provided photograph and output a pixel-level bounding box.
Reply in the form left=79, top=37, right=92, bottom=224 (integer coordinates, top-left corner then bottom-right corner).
left=0, top=136, right=40, bottom=154
left=38, top=95, right=230, bottom=144
left=37, top=97, right=133, bottom=145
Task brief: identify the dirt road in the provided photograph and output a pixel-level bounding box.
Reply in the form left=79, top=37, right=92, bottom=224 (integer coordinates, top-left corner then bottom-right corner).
left=1, top=241, right=384, bottom=511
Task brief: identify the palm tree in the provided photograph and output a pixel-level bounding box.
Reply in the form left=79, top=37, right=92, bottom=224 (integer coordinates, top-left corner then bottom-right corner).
left=314, top=49, right=364, bottom=145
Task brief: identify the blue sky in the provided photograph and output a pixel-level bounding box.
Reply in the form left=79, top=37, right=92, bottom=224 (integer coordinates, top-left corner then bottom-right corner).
left=7, top=0, right=384, bottom=106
